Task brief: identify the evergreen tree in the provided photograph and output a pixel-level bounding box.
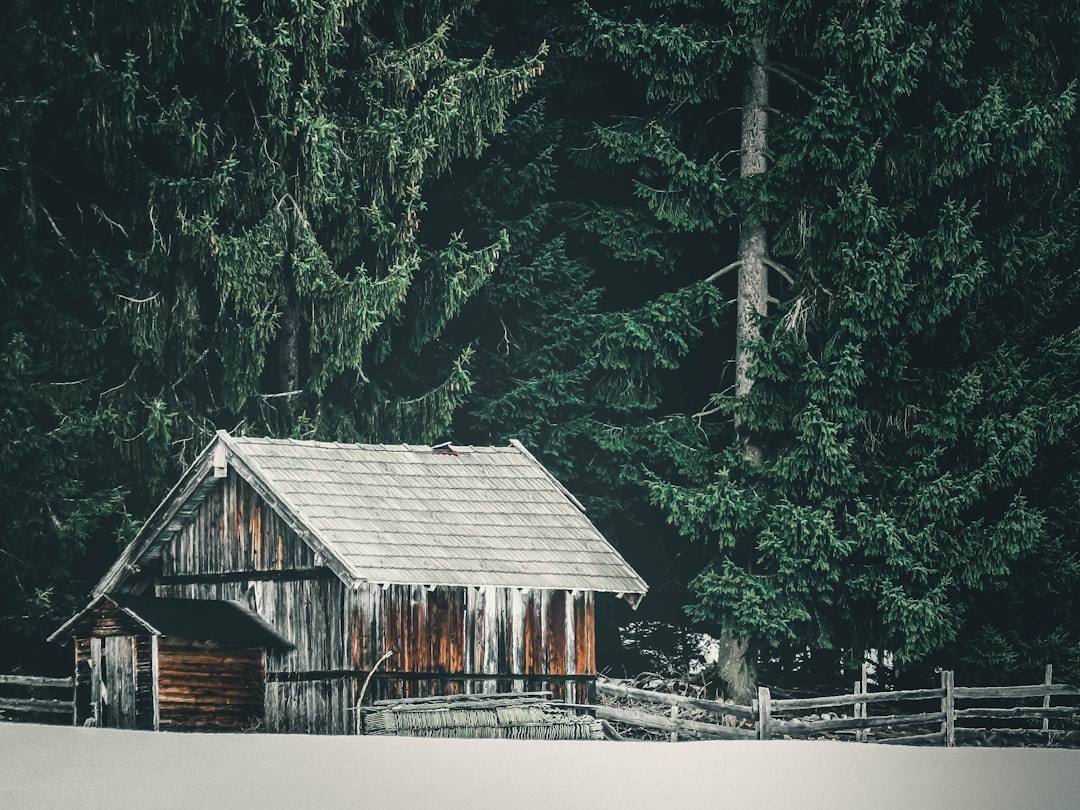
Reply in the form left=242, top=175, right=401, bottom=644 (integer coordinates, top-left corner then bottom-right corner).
left=0, top=0, right=541, bottom=662
left=0, top=0, right=134, bottom=669
left=575, top=0, right=1080, bottom=695
left=445, top=2, right=728, bottom=671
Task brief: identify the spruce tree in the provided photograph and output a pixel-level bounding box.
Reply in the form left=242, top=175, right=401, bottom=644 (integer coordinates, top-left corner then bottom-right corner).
left=575, top=0, right=1080, bottom=693
left=0, top=0, right=541, bottom=661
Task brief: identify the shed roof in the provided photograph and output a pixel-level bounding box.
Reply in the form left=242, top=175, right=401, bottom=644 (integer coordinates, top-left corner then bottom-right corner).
left=94, top=432, right=647, bottom=602
left=49, top=594, right=293, bottom=648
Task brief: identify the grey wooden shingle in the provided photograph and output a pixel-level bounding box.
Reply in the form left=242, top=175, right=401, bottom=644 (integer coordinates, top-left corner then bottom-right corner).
left=224, top=435, right=646, bottom=596
left=93, top=433, right=647, bottom=601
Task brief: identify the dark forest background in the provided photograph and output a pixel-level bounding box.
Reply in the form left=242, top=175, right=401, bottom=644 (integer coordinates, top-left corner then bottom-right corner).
left=4, top=0, right=1080, bottom=697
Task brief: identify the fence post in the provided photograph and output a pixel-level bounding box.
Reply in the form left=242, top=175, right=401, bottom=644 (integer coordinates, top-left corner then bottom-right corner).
left=1043, top=664, right=1053, bottom=742
left=941, top=670, right=955, bottom=747
left=757, top=686, right=772, bottom=741
left=670, top=704, right=678, bottom=743
left=854, top=679, right=865, bottom=743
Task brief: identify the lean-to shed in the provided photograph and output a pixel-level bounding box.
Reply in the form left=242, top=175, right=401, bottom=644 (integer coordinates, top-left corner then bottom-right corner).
left=50, top=594, right=291, bottom=731
left=53, top=431, right=647, bottom=733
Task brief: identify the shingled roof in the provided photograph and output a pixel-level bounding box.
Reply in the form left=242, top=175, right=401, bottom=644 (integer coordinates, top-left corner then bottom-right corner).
left=95, top=431, right=647, bottom=603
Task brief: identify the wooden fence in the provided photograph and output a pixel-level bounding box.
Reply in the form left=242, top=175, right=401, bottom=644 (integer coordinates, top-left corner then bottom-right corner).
left=0, top=674, right=75, bottom=725
left=596, top=665, right=1080, bottom=746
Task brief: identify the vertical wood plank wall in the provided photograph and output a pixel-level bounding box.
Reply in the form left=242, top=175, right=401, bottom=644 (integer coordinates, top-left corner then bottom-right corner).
left=81, top=635, right=155, bottom=730
left=348, top=585, right=596, bottom=706
left=161, top=471, right=318, bottom=575
left=74, top=638, right=93, bottom=726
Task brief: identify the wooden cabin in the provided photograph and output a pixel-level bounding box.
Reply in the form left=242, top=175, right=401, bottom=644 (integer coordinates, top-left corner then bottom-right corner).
left=52, top=432, right=647, bottom=734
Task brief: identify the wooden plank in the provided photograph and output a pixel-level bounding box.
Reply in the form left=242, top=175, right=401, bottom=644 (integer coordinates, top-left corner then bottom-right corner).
left=773, top=711, right=946, bottom=736
left=858, top=664, right=868, bottom=743
left=596, top=679, right=757, bottom=721
left=954, top=706, right=1080, bottom=720
left=0, top=697, right=73, bottom=714
left=770, top=687, right=946, bottom=712
left=594, top=705, right=756, bottom=740
left=952, top=684, right=1080, bottom=700
left=371, top=691, right=554, bottom=707
left=1042, top=664, right=1053, bottom=738
left=875, top=731, right=947, bottom=746
left=0, top=675, right=74, bottom=689
left=482, top=586, right=499, bottom=693
left=523, top=589, right=540, bottom=676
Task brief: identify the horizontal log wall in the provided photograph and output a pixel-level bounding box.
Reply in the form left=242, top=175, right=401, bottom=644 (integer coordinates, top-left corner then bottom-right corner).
left=157, top=641, right=264, bottom=732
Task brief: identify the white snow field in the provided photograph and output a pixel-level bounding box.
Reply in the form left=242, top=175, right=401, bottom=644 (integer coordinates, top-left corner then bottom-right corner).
left=2, top=722, right=1079, bottom=809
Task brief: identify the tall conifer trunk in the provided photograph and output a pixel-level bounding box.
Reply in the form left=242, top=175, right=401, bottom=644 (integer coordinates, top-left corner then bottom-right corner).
left=736, top=35, right=769, bottom=464
left=717, top=34, right=770, bottom=706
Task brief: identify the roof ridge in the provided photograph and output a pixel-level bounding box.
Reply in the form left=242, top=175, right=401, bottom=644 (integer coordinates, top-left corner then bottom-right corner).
left=228, top=434, right=517, bottom=454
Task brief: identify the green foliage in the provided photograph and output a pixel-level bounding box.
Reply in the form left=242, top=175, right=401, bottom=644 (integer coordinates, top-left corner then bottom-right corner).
left=0, top=0, right=542, bottom=660
left=574, top=0, right=1080, bottom=679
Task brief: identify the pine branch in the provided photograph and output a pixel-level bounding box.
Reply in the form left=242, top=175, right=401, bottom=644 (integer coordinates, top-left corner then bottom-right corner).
left=763, top=257, right=795, bottom=284
left=705, top=259, right=742, bottom=284
left=765, top=64, right=816, bottom=98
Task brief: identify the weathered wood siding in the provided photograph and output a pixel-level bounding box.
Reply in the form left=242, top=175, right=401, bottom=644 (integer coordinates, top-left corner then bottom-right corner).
left=74, top=638, right=93, bottom=726
left=156, top=471, right=348, bottom=733
left=157, top=641, right=264, bottom=731
left=80, top=635, right=155, bottom=730
left=150, top=468, right=600, bottom=733
left=346, top=585, right=596, bottom=706
left=161, top=471, right=317, bottom=576
left=265, top=679, right=353, bottom=735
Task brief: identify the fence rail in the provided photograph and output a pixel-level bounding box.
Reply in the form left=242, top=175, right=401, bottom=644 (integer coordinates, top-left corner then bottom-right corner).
left=0, top=675, right=74, bottom=724
left=595, top=664, right=1080, bottom=746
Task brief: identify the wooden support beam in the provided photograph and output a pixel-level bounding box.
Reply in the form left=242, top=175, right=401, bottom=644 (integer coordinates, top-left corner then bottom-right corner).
left=157, top=567, right=333, bottom=586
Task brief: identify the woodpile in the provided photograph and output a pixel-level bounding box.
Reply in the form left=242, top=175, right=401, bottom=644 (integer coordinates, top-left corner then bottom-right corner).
left=360, top=692, right=605, bottom=740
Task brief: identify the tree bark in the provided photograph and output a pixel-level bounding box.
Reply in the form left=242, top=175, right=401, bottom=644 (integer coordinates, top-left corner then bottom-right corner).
left=736, top=35, right=769, bottom=465
left=717, top=635, right=756, bottom=705
left=715, top=33, right=770, bottom=708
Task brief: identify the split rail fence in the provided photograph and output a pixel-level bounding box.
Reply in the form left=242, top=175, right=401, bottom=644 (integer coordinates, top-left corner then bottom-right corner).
left=595, top=665, right=1080, bottom=746
left=0, top=674, right=74, bottom=724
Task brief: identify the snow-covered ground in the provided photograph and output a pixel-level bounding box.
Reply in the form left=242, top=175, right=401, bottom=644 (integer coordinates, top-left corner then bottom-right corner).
left=2, top=722, right=1078, bottom=809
